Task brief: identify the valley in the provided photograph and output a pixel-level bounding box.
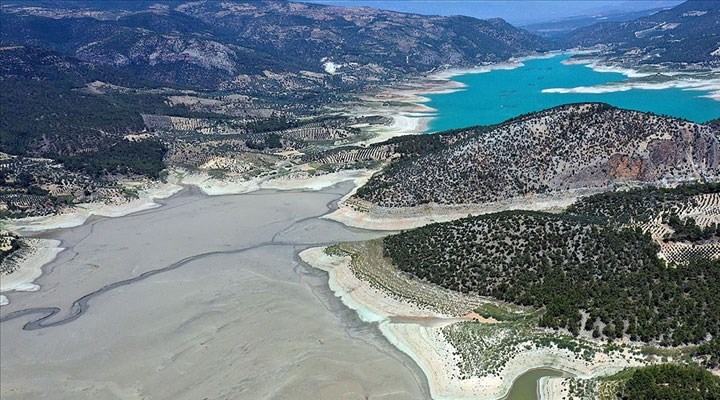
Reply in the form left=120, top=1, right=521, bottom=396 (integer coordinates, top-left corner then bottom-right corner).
left=1, top=1, right=719, bottom=400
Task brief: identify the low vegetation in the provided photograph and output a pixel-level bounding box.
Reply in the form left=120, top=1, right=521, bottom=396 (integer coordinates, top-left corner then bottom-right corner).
left=694, top=339, right=720, bottom=370
left=0, top=230, right=21, bottom=264
left=663, top=213, right=719, bottom=243
left=325, top=240, right=486, bottom=316
left=442, top=321, right=612, bottom=379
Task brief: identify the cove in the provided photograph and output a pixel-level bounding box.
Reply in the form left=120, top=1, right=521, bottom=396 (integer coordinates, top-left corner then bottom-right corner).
left=504, top=368, right=565, bottom=400
left=425, top=54, right=720, bottom=132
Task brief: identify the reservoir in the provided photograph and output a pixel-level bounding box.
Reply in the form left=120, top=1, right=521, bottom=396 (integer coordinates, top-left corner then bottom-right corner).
left=425, top=54, right=720, bottom=132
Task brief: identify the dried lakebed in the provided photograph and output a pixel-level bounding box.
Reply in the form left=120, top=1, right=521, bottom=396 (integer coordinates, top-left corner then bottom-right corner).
left=1, top=184, right=570, bottom=400
left=0, top=185, right=429, bottom=400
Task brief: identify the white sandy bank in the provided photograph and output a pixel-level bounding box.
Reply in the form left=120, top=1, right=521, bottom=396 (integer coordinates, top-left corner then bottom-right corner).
left=428, top=51, right=566, bottom=82
left=178, top=168, right=376, bottom=196
left=352, top=56, right=548, bottom=141
left=560, top=56, right=653, bottom=79
left=543, top=77, right=720, bottom=100
left=325, top=192, right=581, bottom=231
left=346, top=54, right=557, bottom=147
left=300, top=247, right=454, bottom=322
left=0, top=238, right=64, bottom=305
left=178, top=172, right=262, bottom=196
left=539, top=376, right=571, bottom=400
left=556, top=57, right=720, bottom=101
left=8, top=181, right=183, bottom=233
left=356, top=113, right=433, bottom=146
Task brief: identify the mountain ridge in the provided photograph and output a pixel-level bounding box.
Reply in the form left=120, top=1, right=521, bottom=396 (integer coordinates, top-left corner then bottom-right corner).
left=355, top=103, right=720, bottom=208
left=1, top=0, right=549, bottom=95
left=562, top=0, right=720, bottom=67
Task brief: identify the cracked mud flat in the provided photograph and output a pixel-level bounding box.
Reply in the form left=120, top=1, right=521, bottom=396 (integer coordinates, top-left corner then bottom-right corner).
left=0, top=184, right=429, bottom=400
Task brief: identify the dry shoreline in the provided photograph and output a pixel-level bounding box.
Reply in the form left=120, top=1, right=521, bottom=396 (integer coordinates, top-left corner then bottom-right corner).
left=0, top=239, right=63, bottom=292
left=300, top=246, right=645, bottom=400
left=345, top=53, right=552, bottom=144
left=176, top=167, right=376, bottom=196
left=0, top=239, right=64, bottom=306
left=559, top=55, right=720, bottom=101
left=6, top=168, right=376, bottom=234
left=538, top=376, right=573, bottom=400
left=7, top=180, right=184, bottom=234
left=1, top=167, right=381, bottom=307
left=324, top=190, right=597, bottom=231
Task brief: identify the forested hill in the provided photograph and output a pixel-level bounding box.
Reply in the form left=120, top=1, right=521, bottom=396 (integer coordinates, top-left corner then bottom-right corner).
left=383, top=184, right=720, bottom=347
left=0, top=46, right=196, bottom=177
left=356, top=103, right=720, bottom=208
left=0, top=0, right=548, bottom=95
left=562, top=0, right=720, bottom=67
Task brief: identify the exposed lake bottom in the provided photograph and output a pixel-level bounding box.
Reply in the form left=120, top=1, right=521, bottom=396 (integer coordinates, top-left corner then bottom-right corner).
left=0, top=185, right=430, bottom=400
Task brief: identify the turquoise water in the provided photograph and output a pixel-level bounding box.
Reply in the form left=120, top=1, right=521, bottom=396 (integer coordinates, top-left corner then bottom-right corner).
left=425, top=55, right=720, bottom=133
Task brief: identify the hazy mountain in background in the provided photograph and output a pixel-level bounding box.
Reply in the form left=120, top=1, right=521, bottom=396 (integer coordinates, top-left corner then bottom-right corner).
left=522, top=6, right=676, bottom=37
left=563, top=0, right=720, bottom=66
left=307, top=0, right=684, bottom=26
left=1, top=0, right=548, bottom=94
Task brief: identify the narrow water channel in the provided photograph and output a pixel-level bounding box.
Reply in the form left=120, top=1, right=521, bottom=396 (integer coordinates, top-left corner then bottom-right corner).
left=504, top=368, right=565, bottom=400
